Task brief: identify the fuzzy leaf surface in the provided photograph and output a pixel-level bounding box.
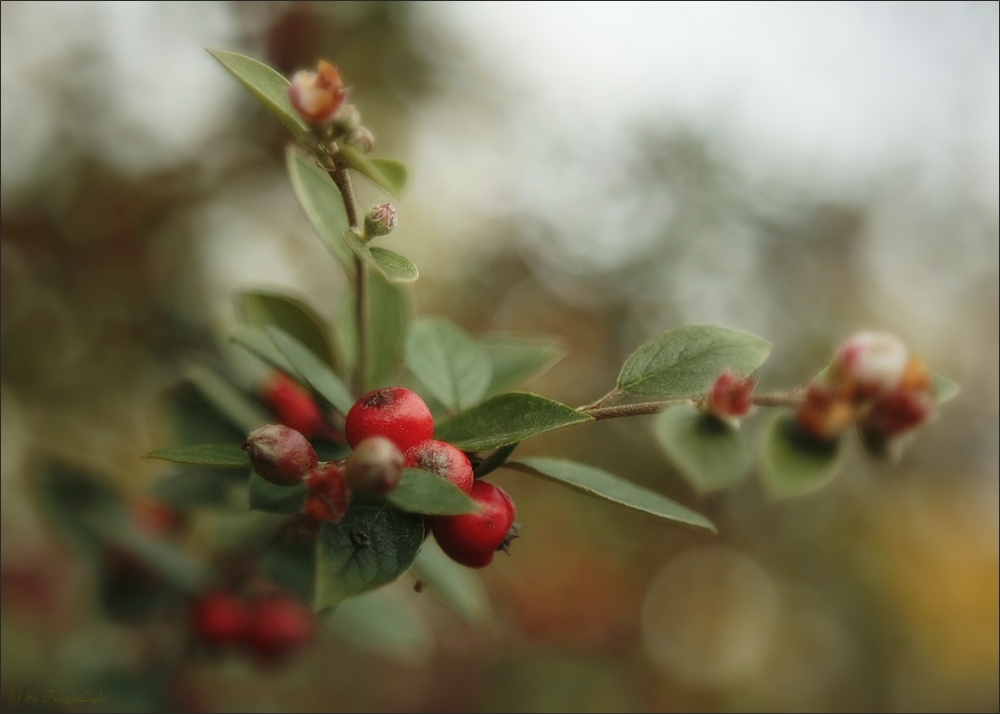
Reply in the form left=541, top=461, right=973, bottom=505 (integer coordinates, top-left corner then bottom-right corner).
left=405, top=317, right=492, bottom=413
left=385, top=469, right=480, bottom=516
left=208, top=50, right=308, bottom=135
left=286, top=147, right=354, bottom=269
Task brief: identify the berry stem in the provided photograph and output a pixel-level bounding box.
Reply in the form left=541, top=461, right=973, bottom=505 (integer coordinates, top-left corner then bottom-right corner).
left=580, top=391, right=804, bottom=420
left=330, top=163, right=368, bottom=396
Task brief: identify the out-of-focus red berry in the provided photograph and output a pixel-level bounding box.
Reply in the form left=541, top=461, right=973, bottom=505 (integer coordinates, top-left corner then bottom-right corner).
left=707, top=371, right=754, bottom=419
left=260, top=372, right=330, bottom=440
left=244, top=595, right=315, bottom=661
left=193, top=591, right=250, bottom=646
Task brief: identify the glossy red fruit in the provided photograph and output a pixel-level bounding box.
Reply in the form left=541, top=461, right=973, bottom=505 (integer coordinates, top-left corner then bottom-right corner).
left=405, top=439, right=474, bottom=494
left=260, top=372, right=330, bottom=440
left=432, top=481, right=517, bottom=568
left=244, top=595, right=315, bottom=661
left=303, top=461, right=351, bottom=523
left=344, top=436, right=404, bottom=496
left=345, top=387, right=434, bottom=454
left=242, top=424, right=318, bottom=486
left=193, top=591, right=249, bottom=646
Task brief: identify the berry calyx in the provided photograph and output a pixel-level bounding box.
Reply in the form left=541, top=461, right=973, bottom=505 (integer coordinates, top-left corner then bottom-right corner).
left=345, top=387, right=434, bottom=454
left=404, top=439, right=474, bottom=494
left=303, top=461, right=351, bottom=523
left=242, top=424, right=318, bottom=487
left=260, top=372, right=334, bottom=440
left=193, top=591, right=249, bottom=646
left=431, top=481, right=517, bottom=568
left=344, top=437, right=404, bottom=496
left=244, top=594, right=315, bottom=661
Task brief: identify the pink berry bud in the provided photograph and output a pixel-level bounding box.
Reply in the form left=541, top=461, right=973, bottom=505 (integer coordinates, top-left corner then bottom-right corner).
left=344, top=437, right=404, bottom=496
left=242, top=424, right=318, bottom=487
left=834, top=331, right=908, bottom=399
left=364, top=203, right=397, bottom=239
left=303, top=462, right=351, bottom=523
left=707, top=371, right=754, bottom=419
left=345, top=126, right=374, bottom=153
left=288, top=60, right=346, bottom=126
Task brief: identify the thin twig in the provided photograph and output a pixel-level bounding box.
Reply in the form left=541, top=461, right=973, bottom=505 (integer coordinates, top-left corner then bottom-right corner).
left=330, top=164, right=368, bottom=395
left=578, top=388, right=621, bottom=412
left=580, top=390, right=804, bottom=421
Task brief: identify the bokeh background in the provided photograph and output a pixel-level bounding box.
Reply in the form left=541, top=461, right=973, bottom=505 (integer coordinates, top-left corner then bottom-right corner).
left=2, top=2, right=997, bottom=711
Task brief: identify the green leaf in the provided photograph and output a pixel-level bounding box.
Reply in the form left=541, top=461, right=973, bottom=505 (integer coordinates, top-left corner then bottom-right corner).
left=617, top=325, right=772, bottom=397
left=230, top=324, right=296, bottom=375
left=144, top=444, right=250, bottom=469
left=248, top=471, right=308, bottom=514
left=932, top=373, right=960, bottom=404
left=338, top=145, right=409, bottom=196
left=434, top=393, right=593, bottom=451
left=510, top=458, right=716, bottom=532
left=286, top=147, right=354, bottom=270
left=342, top=230, right=419, bottom=284
left=186, top=364, right=270, bottom=435
left=385, top=469, right=480, bottom=516
left=405, top=317, right=493, bottom=413
left=473, top=442, right=520, bottom=478
left=760, top=411, right=842, bottom=498
left=166, top=382, right=246, bottom=446
left=368, top=271, right=410, bottom=388
left=265, top=325, right=355, bottom=415
left=240, top=289, right=338, bottom=372
left=482, top=333, right=568, bottom=396
left=151, top=467, right=246, bottom=509
left=315, top=498, right=424, bottom=607
left=208, top=49, right=308, bottom=135
left=654, top=405, right=754, bottom=494
left=412, top=539, right=492, bottom=625
left=261, top=531, right=316, bottom=604
left=326, top=587, right=433, bottom=665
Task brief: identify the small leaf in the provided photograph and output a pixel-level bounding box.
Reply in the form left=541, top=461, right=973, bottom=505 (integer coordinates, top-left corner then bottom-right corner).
left=618, top=325, right=772, bottom=397
left=654, top=405, right=754, bottom=493
left=385, top=469, right=480, bottom=516
left=144, top=444, right=250, bottom=469
left=231, top=324, right=295, bottom=375
left=481, top=333, right=567, bottom=396
left=265, top=325, right=355, bottom=415
left=509, top=457, right=716, bottom=532
left=240, top=289, right=338, bottom=372
left=286, top=147, right=354, bottom=270
left=326, top=587, right=433, bottom=665
left=248, top=471, right=308, bottom=514
left=368, top=271, right=410, bottom=388
left=186, top=364, right=269, bottom=436
left=342, top=230, right=419, bottom=284
left=339, top=146, right=409, bottom=197
left=315, top=497, right=423, bottom=607
left=434, top=393, right=593, bottom=451
left=760, top=410, right=842, bottom=498
left=208, top=49, right=308, bottom=135
left=261, top=531, right=316, bottom=604
left=412, top=539, right=492, bottom=625
left=932, top=373, right=960, bottom=404
left=405, top=317, right=493, bottom=413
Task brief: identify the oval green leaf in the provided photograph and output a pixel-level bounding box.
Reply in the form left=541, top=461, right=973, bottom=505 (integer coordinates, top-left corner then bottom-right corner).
left=481, top=333, right=567, bottom=397
left=760, top=410, right=842, bottom=498
left=405, top=317, right=493, bottom=413
left=316, top=497, right=424, bottom=607
left=618, top=325, right=772, bottom=397
left=248, top=470, right=308, bottom=514
left=412, top=539, right=492, bottom=625
left=144, top=443, right=250, bottom=469
left=208, top=49, right=308, bottom=135
left=509, top=457, right=716, bottom=532
left=286, top=147, right=354, bottom=270
left=240, top=289, right=338, bottom=372
left=186, top=364, right=269, bottom=435
left=654, top=405, right=754, bottom=494
left=385, top=468, right=480, bottom=516
left=338, top=145, right=409, bottom=197
left=230, top=324, right=296, bottom=375
left=368, top=271, right=410, bottom=388
left=342, top=230, right=419, bottom=284
left=326, top=587, right=434, bottom=665
left=265, top=325, right=355, bottom=415
left=932, top=373, right=960, bottom=404
left=434, top=393, right=593, bottom=451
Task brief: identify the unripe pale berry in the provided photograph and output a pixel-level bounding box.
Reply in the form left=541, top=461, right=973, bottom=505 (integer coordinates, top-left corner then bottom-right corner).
left=345, top=387, right=434, bottom=454
left=244, top=595, right=315, bottom=661
left=344, top=437, right=404, bottom=496
left=404, top=439, right=474, bottom=493
left=431, top=481, right=517, bottom=568
left=260, top=372, right=331, bottom=440
left=193, top=591, right=250, bottom=646
left=303, top=461, right=351, bottom=523
left=242, top=424, right=318, bottom=487
left=834, top=330, right=908, bottom=399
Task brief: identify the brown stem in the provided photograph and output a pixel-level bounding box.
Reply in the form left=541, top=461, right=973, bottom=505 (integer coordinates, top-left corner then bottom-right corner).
left=578, top=388, right=621, bottom=412
left=581, top=390, right=804, bottom=421
left=330, top=164, right=368, bottom=395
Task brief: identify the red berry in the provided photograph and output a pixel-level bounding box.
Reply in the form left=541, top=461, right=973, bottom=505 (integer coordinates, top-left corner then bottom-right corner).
left=260, top=372, right=330, bottom=440
left=244, top=595, right=315, bottom=661
left=131, top=497, right=179, bottom=537
left=431, top=481, right=517, bottom=568
left=242, top=424, right=318, bottom=486
left=404, top=439, right=474, bottom=494
left=866, top=389, right=934, bottom=437
left=193, top=591, right=249, bottom=646
left=303, top=461, right=351, bottom=523
left=344, top=436, right=404, bottom=496
left=708, top=371, right=754, bottom=418
left=345, top=387, right=434, bottom=454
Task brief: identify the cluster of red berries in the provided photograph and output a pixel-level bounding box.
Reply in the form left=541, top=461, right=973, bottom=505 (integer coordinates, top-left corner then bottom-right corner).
left=242, top=386, right=517, bottom=568
left=192, top=590, right=314, bottom=663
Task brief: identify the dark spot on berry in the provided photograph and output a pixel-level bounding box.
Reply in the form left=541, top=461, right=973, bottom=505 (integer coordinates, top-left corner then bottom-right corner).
left=413, top=580, right=426, bottom=593
left=364, top=390, right=395, bottom=409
